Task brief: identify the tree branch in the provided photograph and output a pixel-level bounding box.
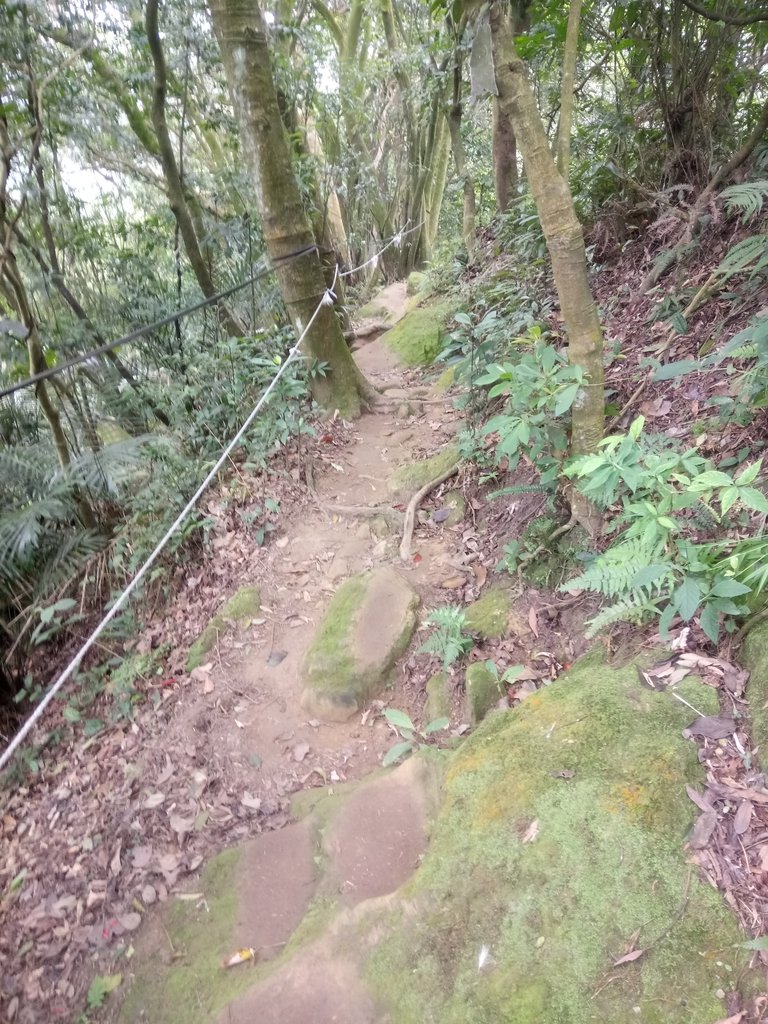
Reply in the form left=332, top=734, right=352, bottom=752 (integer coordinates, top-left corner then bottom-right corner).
left=678, top=0, right=768, bottom=26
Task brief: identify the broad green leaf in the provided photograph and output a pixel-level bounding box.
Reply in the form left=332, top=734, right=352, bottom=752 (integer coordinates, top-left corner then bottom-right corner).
left=384, top=708, right=415, bottom=732
left=673, top=576, right=702, bottom=621
left=63, top=705, right=81, bottom=723
left=688, top=471, right=734, bottom=491
left=382, top=741, right=414, bottom=767
left=652, top=359, right=702, bottom=382
left=699, top=603, right=721, bottom=644
left=738, top=487, right=768, bottom=514
left=554, top=383, right=580, bottom=416
left=736, top=460, right=762, bottom=486
left=720, top=486, right=740, bottom=515
left=628, top=416, right=645, bottom=440
left=424, top=717, right=450, bottom=734
left=710, top=578, right=752, bottom=598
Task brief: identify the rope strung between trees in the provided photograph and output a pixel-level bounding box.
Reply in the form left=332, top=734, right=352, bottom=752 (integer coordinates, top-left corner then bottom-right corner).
left=0, top=266, right=339, bottom=774
left=1, top=213, right=427, bottom=771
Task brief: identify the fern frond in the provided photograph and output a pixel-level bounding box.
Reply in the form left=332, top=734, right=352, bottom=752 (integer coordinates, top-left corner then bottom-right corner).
left=0, top=495, right=72, bottom=572
left=721, top=181, right=768, bottom=224
left=585, top=593, right=662, bottom=638
left=37, top=529, right=108, bottom=594
left=715, top=234, right=768, bottom=279
left=561, top=538, right=665, bottom=599
left=61, top=434, right=156, bottom=497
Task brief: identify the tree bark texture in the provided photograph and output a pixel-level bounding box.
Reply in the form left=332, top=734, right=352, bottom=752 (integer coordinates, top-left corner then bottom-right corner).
left=489, top=3, right=604, bottom=514
left=209, top=0, right=372, bottom=417
left=447, top=55, right=477, bottom=256
left=556, top=0, right=582, bottom=179
left=492, top=99, right=518, bottom=212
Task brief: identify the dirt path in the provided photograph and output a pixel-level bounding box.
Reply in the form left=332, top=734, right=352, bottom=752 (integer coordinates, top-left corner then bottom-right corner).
left=179, top=290, right=464, bottom=815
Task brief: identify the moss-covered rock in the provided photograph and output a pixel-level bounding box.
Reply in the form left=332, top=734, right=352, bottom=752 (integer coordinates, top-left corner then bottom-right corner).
left=365, top=652, right=749, bottom=1023
left=301, top=567, right=420, bottom=721
left=465, top=661, right=502, bottom=725
left=441, top=489, right=465, bottom=526
left=742, top=621, right=768, bottom=759
left=384, top=300, right=454, bottom=365
left=425, top=671, right=452, bottom=722
left=357, top=300, right=391, bottom=321
left=406, top=271, right=428, bottom=296
left=186, top=585, right=261, bottom=671
left=388, top=445, right=459, bottom=500
left=463, top=587, right=513, bottom=638
left=433, top=364, right=456, bottom=393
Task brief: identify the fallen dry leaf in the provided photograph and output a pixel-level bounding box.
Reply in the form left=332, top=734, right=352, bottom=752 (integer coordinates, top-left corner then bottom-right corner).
left=293, top=743, right=310, bottom=763
left=733, top=800, right=753, bottom=835
left=143, top=792, right=165, bottom=810
left=612, top=948, right=645, bottom=966
left=528, top=607, right=539, bottom=638
left=689, top=811, right=718, bottom=850
left=522, top=819, right=539, bottom=844
left=684, top=716, right=736, bottom=740
left=440, top=575, right=466, bottom=589
left=473, top=563, right=488, bottom=587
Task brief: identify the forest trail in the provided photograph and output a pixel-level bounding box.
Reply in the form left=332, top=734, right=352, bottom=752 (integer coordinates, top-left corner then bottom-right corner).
left=107, top=287, right=471, bottom=1021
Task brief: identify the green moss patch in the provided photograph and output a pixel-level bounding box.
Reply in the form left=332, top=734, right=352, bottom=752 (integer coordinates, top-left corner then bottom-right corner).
left=384, top=300, right=455, bottom=366
left=425, top=671, right=452, bottom=722
left=465, top=662, right=502, bottom=725
left=433, top=364, right=456, bottom=393
left=357, top=300, right=391, bottom=320
left=365, top=651, right=749, bottom=1023
left=302, top=568, right=419, bottom=721
left=463, top=587, right=513, bottom=639
left=186, top=585, right=261, bottom=671
left=118, top=849, right=259, bottom=1024
left=742, top=621, right=768, bottom=759
left=406, top=271, right=429, bottom=296
left=389, top=445, right=459, bottom=500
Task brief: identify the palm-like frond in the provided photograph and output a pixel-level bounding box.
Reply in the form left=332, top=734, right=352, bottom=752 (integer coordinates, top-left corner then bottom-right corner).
left=721, top=181, right=768, bottom=224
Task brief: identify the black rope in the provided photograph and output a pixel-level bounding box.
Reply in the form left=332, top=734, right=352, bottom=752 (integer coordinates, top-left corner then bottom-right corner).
left=0, top=245, right=319, bottom=401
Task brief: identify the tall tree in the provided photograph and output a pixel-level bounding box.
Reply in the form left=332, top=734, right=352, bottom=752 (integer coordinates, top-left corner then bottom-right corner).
left=208, top=0, right=374, bottom=417
left=489, top=1, right=604, bottom=530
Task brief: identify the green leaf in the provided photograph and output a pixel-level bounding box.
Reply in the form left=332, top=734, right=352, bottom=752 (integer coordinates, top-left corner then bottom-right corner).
left=424, top=717, right=450, bottom=734
left=699, top=603, right=721, bottom=644
left=63, top=705, right=81, bottom=723
left=384, top=708, right=415, bottom=732
left=84, top=718, right=103, bottom=737
left=688, top=471, right=735, bottom=491
left=673, top=576, right=702, bottom=621
left=720, top=486, right=740, bottom=515
left=628, top=416, right=645, bottom=440
left=738, top=487, right=768, bottom=514
left=87, top=974, right=122, bottom=1010
left=652, top=359, right=702, bottom=382
left=735, top=460, right=762, bottom=486
left=554, top=383, right=580, bottom=416
left=710, top=577, right=752, bottom=598
left=382, top=741, right=414, bottom=767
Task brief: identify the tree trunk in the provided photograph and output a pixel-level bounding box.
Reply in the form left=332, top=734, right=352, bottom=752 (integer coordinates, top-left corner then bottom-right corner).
left=208, top=0, right=373, bottom=417
left=447, top=55, right=477, bottom=257
left=427, top=114, right=450, bottom=255
left=556, top=0, right=582, bottom=179
left=146, top=0, right=245, bottom=338
left=492, top=99, right=518, bottom=212
left=489, top=2, right=604, bottom=529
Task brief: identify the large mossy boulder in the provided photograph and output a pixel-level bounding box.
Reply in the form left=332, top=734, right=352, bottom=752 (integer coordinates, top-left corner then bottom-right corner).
left=365, top=651, right=749, bottom=1023
left=301, top=567, right=420, bottom=721
left=464, top=661, right=502, bottom=725
left=186, top=585, right=261, bottom=671
left=384, top=300, right=454, bottom=365
left=388, top=445, right=459, bottom=500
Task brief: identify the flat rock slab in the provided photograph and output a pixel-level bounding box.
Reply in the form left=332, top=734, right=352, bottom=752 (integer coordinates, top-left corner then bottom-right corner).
left=301, top=567, right=420, bottom=722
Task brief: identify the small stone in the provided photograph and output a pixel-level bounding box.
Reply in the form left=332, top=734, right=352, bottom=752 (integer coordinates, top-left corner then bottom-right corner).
left=141, top=885, right=157, bottom=906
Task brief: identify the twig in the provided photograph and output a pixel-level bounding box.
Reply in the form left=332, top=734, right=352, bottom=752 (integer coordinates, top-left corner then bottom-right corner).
left=399, top=463, right=461, bottom=561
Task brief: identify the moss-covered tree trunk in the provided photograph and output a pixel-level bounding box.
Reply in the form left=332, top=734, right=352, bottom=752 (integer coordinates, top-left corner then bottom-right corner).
left=489, top=2, right=604, bottom=528
left=209, top=0, right=373, bottom=417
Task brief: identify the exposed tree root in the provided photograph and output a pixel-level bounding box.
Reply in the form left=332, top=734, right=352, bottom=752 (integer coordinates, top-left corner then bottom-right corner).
left=399, top=462, right=461, bottom=561
left=516, top=516, right=577, bottom=578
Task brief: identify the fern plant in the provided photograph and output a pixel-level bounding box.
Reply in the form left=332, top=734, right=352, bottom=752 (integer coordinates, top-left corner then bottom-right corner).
left=721, top=180, right=768, bottom=224
left=418, top=606, right=475, bottom=670
left=563, top=417, right=765, bottom=642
